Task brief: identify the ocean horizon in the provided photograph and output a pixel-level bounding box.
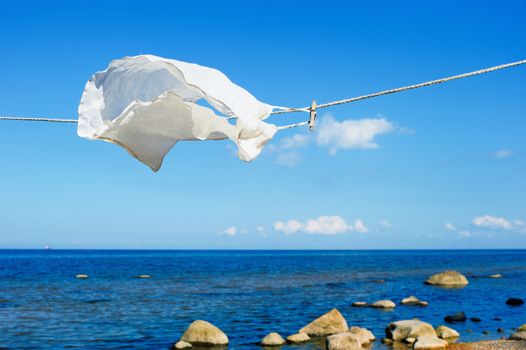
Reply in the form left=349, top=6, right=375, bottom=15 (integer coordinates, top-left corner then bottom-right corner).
left=1, top=249, right=525, bottom=349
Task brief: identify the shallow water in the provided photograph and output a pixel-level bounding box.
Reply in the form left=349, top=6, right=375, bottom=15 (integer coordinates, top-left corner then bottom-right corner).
left=0, top=250, right=525, bottom=349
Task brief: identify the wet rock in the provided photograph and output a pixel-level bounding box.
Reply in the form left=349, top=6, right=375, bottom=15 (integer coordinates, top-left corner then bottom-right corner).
left=436, top=325, right=459, bottom=339
left=406, top=337, right=416, bottom=344
left=444, top=312, right=467, bottom=323
left=326, top=332, right=362, bottom=350
left=382, top=338, right=394, bottom=345
left=351, top=301, right=368, bottom=307
left=510, top=332, right=526, bottom=341
left=401, top=296, right=428, bottom=306
left=385, top=320, right=437, bottom=342
left=413, top=336, right=448, bottom=349
left=348, top=326, right=375, bottom=345
left=371, top=299, right=396, bottom=309
left=180, top=320, right=228, bottom=345
left=470, top=317, right=482, bottom=323
left=482, top=330, right=490, bottom=334
left=425, top=270, right=468, bottom=287
left=497, top=328, right=505, bottom=333
left=519, top=324, right=526, bottom=332
left=174, top=341, right=192, bottom=349
left=299, top=308, right=348, bottom=336
left=489, top=274, right=503, bottom=278
left=260, top=332, right=285, bottom=346
left=494, top=318, right=502, bottom=321
left=286, top=333, right=310, bottom=343
left=506, top=297, right=524, bottom=306
left=76, top=274, right=89, bottom=279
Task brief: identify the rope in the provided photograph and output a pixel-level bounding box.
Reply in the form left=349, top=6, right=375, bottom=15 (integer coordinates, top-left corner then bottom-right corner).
left=1, top=59, right=525, bottom=128
left=0, top=116, right=77, bottom=123
left=270, top=58, right=526, bottom=114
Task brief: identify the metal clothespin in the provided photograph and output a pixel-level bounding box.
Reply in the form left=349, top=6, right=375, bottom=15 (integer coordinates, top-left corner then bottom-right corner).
left=309, top=100, right=317, bottom=131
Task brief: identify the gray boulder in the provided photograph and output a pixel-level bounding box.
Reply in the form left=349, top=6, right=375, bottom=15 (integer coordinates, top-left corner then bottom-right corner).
left=326, top=332, right=362, bottom=350
left=180, top=320, right=228, bottom=345
left=385, top=320, right=437, bottom=342
left=425, top=270, right=468, bottom=287
left=260, top=332, right=285, bottom=346
left=299, top=308, right=348, bottom=336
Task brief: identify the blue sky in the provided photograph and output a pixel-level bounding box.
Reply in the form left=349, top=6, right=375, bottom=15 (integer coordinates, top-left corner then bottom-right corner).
left=0, top=1, right=525, bottom=249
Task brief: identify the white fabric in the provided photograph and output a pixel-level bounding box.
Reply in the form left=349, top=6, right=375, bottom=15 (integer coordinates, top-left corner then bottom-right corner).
left=78, top=55, right=277, bottom=171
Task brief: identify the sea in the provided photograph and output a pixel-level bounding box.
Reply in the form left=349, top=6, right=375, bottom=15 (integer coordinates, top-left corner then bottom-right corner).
left=0, top=250, right=525, bottom=349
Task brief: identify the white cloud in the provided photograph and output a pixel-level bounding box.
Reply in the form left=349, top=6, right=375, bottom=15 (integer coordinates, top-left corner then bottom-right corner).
left=472, top=215, right=513, bottom=230
left=276, top=151, right=302, bottom=167
left=354, top=219, right=369, bottom=233
left=274, top=215, right=367, bottom=235
left=274, top=220, right=304, bottom=235
left=281, top=134, right=311, bottom=149
left=316, top=115, right=395, bottom=155
left=492, top=150, right=512, bottom=158
left=304, top=216, right=350, bottom=235
left=220, top=226, right=237, bottom=236
left=445, top=222, right=457, bottom=231
left=379, top=220, right=391, bottom=228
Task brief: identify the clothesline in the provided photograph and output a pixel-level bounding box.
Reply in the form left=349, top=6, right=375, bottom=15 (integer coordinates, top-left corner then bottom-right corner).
left=1, top=58, right=525, bottom=129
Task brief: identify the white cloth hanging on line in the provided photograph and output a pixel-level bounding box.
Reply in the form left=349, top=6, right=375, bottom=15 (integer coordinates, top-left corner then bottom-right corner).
left=77, top=55, right=279, bottom=171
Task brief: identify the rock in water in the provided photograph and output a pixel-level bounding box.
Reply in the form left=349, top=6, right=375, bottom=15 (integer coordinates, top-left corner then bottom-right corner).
left=180, top=320, right=228, bottom=345
left=510, top=332, right=526, bottom=341
left=136, top=274, right=151, bottom=278
left=299, top=308, right=348, bottom=336
left=348, top=326, right=375, bottom=345
left=260, top=332, right=285, bottom=346
left=519, top=324, right=526, bottom=332
left=326, top=332, right=362, bottom=350
left=371, top=300, right=396, bottom=309
left=174, top=341, right=192, bottom=349
left=506, top=297, right=524, bottom=306
left=385, top=320, right=437, bottom=342
left=401, top=296, right=428, bottom=306
left=351, top=301, right=368, bottom=307
left=286, top=333, right=310, bottom=343
left=436, top=325, right=460, bottom=339
left=413, top=336, right=448, bottom=349
left=444, top=312, right=467, bottom=323
left=76, top=274, right=89, bottom=279
left=470, top=317, right=482, bottom=322
left=425, top=270, right=469, bottom=287
left=489, top=274, right=503, bottom=278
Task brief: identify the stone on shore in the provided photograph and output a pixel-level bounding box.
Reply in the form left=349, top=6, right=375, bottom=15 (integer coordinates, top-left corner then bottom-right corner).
left=448, top=340, right=526, bottom=349
left=510, top=332, right=526, bottom=341
left=506, top=297, right=524, bottom=306
left=519, top=324, right=526, bottom=332
left=326, top=332, right=362, bottom=350
left=425, top=270, right=468, bottom=287
left=348, top=326, right=375, bottom=345
left=76, top=274, right=89, bottom=279
left=260, top=332, right=285, bottom=346
left=385, top=320, right=437, bottom=342
left=299, top=308, right=348, bottom=336
left=401, top=296, right=428, bottom=306
left=371, top=300, right=396, bottom=309
left=436, top=325, right=460, bottom=339
left=174, top=341, right=192, bottom=349
left=445, top=312, right=467, bottom=323
left=351, top=301, right=368, bottom=307
left=180, top=320, right=228, bottom=345
left=286, top=333, right=310, bottom=343
left=413, top=336, right=448, bottom=349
